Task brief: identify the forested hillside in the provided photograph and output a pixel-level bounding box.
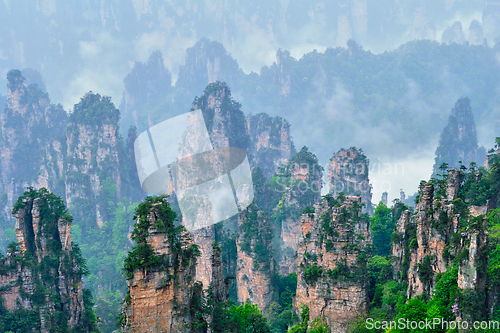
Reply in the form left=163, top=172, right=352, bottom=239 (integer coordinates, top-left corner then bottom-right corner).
left=2, top=11, right=500, bottom=329
left=119, top=38, right=500, bottom=171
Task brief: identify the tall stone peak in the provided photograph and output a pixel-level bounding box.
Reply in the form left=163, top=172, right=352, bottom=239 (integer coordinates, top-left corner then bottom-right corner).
left=294, top=194, right=371, bottom=332
left=176, top=39, right=240, bottom=101
left=0, top=188, right=98, bottom=332
left=65, top=92, right=125, bottom=228
left=441, top=21, right=466, bottom=44
left=193, top=81, right=250, bottom=150
left=236, top=203, right=274, bottom=312
left=275, top=49, right=293, bottom=97
left=247, top=113, right=296, bottom=180
left=274, top=146, right=323, bottom=274
left=120, top=196, right=206, bottom=332
left=120, top=50, right=173, bottom=133
left=328, top=147, right=373, bottom=214
left=6, top=69, right=25, bottom=93
left=1, top=69, right=67, bottom=233
left=392, top=169, right=488, bottom=298
left=468, top=19, right=484, bottom=45
left=432, top=97, right=479, bottom=176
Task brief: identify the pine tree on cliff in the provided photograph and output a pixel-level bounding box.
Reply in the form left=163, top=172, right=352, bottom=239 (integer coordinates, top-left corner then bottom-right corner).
left=432, top=97, right=483, bottom=176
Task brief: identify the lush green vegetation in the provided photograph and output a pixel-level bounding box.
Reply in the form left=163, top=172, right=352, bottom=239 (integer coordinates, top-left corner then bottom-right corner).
left=0, top=188, right=99, bottom=333
left=193, top=81, right=251, bottom=150
left=288, top=305, right=329, bottom=333
left=371, top=200, right=408, bottom=257
left=210, top=301, right=271, bottom=333
left=238, top=203, right=273, bottom=272
left=270, top=146, right=323, bottom=221
left=267, top=273, right=298, bottom=332
left=123, top=195, right=200, bottom=280
left=69, top=92, right=120, bottom=125
left=350, top=140, right=500, bottom=332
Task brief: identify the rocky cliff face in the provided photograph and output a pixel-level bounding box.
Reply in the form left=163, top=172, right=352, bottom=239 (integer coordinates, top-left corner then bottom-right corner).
left=468, top=19, right=485, bottom=45
left=0, top=70, right=67, bottom=227
left=0, top=188, right=96, bottom=332
left=181, top=81, right=298, bottom=294
left=294, top=195, right=371, bottom=333
left=176, top=39, right=240, bottom=108
left=275, top=147, right=323, bottom=275
left=275, top=50, right=292, bottom=97
left=119, top=51, right=173, bottom=133
left=236, top=204, right=274, bottom=312
left=433, top=97, right=480, bottom=176
left=121, top=198, right=228, bottom=332
left=247, top=113, right=295, bottom=180
left=121, top=202, right=200, bottom=333
left=392, top=169, right=488, bottom=297
left=328, top=147, right=373, bottom=215
left=441, top=21, right=466, bottom=44
left=65, top=92, right=122, bottom=229
left=0, top=71, right=139, bottom=251
left=181, top=82, right=250, bottom=289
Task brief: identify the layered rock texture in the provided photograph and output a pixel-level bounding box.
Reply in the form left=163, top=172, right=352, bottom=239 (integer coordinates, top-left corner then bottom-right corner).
left=176, top=39, right=240, bottom=108
left=65, top=92, right=123, bottom=228
left=236, top=204, right=274, bottom=311
left=0, top=188, right=97, bottom=332
left=247, top=113, right=295, bottom=180
left=181, top=82, right=251, bottom=288
left=121, top=198, right=230, bottom=332
left=0, top=70, right=141, bottom=248
left=392, top=169, right=489, bottom=297
left=172, top=82, right=298, bottom=293
left=121, top=198, right=201, bottom=333
left=432, top=97, right=483, bottom=176
left=328, top=147, right=373, bottom=214
left=1, top=70, right=67, bottom=222
left=295, top=195, right=371, bottom=333
left=274, top=147, right=323, bottom=275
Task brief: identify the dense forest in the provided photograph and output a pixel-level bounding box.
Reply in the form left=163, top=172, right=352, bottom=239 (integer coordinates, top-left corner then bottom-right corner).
left=2, top=2, right=500, bottom=331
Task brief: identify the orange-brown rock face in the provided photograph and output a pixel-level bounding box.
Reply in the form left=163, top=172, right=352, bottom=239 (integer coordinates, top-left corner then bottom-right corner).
left=236, top=204, right=274, bottom=312
left=176, top=82, right=252, bottom=289
left=328, top=147, right=372, bottom=215
left=123, top=267, right=196, bottom=333
left=0, top=188, right=91, bottom=332
left=294, top=196, right=371, bottom=333
left=392, top=169, right=488, bottom=297
left=121, top=203, right=200, bottom=333
left=193, top=226, right=215, bottom=288
left=121, top=202, right=230, bottom=332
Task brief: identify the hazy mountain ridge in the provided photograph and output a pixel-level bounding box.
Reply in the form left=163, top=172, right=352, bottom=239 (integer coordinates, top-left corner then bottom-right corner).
left=0, top=0, right=497, bottom=107
left=116, top=37, right=500, bottom=203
